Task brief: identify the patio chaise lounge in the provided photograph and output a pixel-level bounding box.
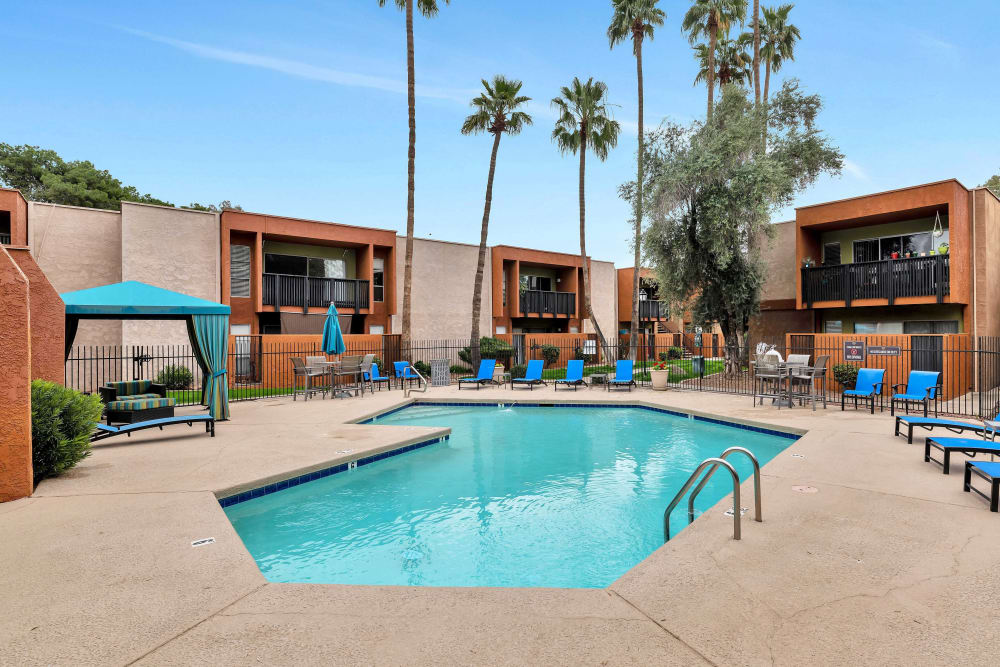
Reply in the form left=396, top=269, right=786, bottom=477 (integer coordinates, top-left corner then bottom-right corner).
left=890, top=370, right=941, bottom=417
left=458, top=359, right=497, bottom=390
left=894, top=408, right=1000, bottom=444
left=964, top=460, right=1000, bottom=512
left=841, top=368, right=885, bottom=414
left=606, top=360, right=635, bottom=392
left=91, top=414, right=215, bottom=442
left=512, top=359, right=546, bottom=390
left=925, top=427, right=1000, bottom=474
left=554, top=360, right=585, bottom=391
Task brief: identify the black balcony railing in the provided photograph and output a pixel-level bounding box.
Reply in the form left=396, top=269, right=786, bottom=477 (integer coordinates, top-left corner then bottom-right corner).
left=802, top=254, right=950, bottom=307
left=0, top=233, right=10, bottom=245
left=639, top=300, right=668, bottom=320
left=519, top=289, right=576, bottom=316
left=262, top=273, right=370, bottom=311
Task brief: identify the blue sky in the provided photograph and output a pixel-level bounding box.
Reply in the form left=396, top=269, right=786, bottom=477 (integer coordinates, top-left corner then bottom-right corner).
left=3, top=1, right=997, bottom=265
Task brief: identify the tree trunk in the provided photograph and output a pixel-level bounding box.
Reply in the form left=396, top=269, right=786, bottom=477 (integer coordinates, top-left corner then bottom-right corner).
left=629, top=33, right=644, bottom=360
left=707, top=22, right=717, bottom=120
left=763, top=60, right=772, bottom=152
left=577, top=128, right=609, bottom=362
left=469, top=131, right=502, bottom=368
left=401, top=0, right=416, bottom=353
left=752, top=0, right=761, bottom=105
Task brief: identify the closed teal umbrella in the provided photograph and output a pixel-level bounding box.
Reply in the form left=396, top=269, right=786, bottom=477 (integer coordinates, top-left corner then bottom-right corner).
left=321, top=303, right=346, bottom=355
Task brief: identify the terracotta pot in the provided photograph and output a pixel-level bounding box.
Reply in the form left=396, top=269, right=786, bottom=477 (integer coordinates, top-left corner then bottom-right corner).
left=650, top=369, right=670, bottom=391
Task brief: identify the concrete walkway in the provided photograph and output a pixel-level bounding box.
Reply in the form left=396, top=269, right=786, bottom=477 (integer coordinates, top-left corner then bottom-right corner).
left=2, top=385, right=998, bottom=666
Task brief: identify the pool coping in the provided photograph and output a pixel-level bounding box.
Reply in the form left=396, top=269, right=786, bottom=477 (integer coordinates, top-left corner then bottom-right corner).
left=218, top=398, right=802, bottom=508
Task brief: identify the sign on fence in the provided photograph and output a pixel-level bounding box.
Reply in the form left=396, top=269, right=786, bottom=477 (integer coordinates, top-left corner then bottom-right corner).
left=868, top=345, right=901, bottom=356
left=843, top=341, right=865, bottom=361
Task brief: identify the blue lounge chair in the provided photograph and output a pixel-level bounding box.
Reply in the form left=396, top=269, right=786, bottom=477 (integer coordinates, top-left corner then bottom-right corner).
left=925, top=428, right=1000, bottom=474
left=512, top=359, right=546, bottom=390
left=458, top=359, right=497, bottom=390
left=393, top=361, right=421, bottom=389
left=894, top=408, right=1000, bottom=444
left=890, top=370, right=941, bottom=417
left=91, top=414, right=215, bottom=442
left=554, top=360, right=585, bottom=391
left=841, top=368, right=885, bottom=414
left=964, top=460, right=1000, bottom=512
left=606, top=360, right=635, bottom=392
left=364, top=363, right=392, bottom=391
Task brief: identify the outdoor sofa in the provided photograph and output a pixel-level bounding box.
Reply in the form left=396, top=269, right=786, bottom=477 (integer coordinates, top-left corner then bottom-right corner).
left=100, top=379, right=175, bottom=424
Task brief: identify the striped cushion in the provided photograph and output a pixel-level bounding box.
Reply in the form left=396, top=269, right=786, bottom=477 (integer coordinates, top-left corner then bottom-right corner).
left=106, top=397, right=175, bottom=411
left=118, top=393, right=162, bottom=401
left=107, top=380, right=153, bottom=396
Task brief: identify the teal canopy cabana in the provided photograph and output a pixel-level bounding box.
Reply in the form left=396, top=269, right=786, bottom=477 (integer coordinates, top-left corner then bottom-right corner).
left=62, top=281, right=231, bottom=420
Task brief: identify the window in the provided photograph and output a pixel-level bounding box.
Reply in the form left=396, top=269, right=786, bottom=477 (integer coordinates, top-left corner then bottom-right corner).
left=373, top=258, right=384, bottom=302
left=369, top=324, right=384, bottom=335
left=854, top=322, right=903, bottom=334
left=520, top=274, right=552, bottom=291
left=308, top=257, right=345, bottom=279
left=823, top=242, right=841, bottom=266
left=853, top=239, right=879, bottom=263
left=502, top=269, right=507, bottom=306
left=264, top=253, right=307, bottom=276
left=854, top=322, right=876, bottom=334
left=495, top=325, right=507, bottom=334
left=824, top=320, right=842, bottom=334
left=903, top=320, right=959, bottom=334
left=852, top=230, right=946, bottom=262
left=230, top=245, right=251, bottom=297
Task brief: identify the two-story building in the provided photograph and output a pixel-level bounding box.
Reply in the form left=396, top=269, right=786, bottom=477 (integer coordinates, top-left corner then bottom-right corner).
left=615, top=267, right=671, bottom=335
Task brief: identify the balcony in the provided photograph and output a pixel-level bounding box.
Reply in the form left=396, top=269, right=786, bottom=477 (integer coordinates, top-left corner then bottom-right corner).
left=802, top=255, right=949, bottom=307
left=262, top=273, right=370, bottom=311
left=639, top=300, right=668, bottom=320
left=0, top=233, right=10, bottom=245
left=519, top=290, right=576, bottom=316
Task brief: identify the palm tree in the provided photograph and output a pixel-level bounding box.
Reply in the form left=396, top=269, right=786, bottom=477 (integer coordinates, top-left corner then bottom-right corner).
left=761, top=4, right=800, bottom=105
left=378, top=0, right=449, bottom=350
left=461, top=76, right=532, bottom=364
left=608, top=0, right=665, bottom=360
left=752, top=0, right=760, bottom=105
left=693, top=34, right=753, bottom=90
left=682, top=0, right=746, bottom=119
left=551, top=78, right=621, bottom=360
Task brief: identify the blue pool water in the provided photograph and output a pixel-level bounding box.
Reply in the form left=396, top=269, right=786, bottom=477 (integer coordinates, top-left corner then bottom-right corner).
left=224, top=405, right=795, bottom=588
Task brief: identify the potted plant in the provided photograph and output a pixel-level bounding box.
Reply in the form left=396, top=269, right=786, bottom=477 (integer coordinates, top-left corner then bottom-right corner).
left=890, top=251, right=899, bottom=259
left=802, top=257, right=814, bottom=268
left=929, top=249, right=936, bottom=255
left=938, top=242, right=949, bottom=254
left=649, top=360, right=671, bottom=391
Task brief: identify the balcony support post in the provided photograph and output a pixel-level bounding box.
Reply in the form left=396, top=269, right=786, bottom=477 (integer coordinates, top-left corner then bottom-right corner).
left=273, top=274, right=281, bottom=312
left=843, top=265, right=852, bottom=307
left=886, top=257, right=895, bottom=305
left=935, top=255, right=945, bottom=304
left=302, top=276, right=309, bottom=313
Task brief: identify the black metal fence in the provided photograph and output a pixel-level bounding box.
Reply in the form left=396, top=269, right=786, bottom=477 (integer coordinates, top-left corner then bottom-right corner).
left=64, top=334, right=1000, bottom=419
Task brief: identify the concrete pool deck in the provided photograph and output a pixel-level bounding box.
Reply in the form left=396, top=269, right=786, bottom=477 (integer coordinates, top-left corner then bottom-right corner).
left=3, top=386, right=999, bottom=666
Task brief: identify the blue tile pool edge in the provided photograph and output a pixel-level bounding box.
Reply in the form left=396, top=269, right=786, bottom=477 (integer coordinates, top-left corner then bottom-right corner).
left=357, top=401, right=803, bottom=441
left=217, top=435, right=448, bottom=508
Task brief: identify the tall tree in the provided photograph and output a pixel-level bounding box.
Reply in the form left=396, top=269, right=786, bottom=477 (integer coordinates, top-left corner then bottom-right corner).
left=693, top=34, right=753, bottom=89
left=0, top=143, right=172, bottom=210
left=461, top=76, right=532, bottom=364
left=760, top=4, right=800, bottom=105
left=752, top=0, right=760, bottom=104
left=551, top=78, right=621, bottom=360
left=682, top=0, right=746, bottom=119
left=982, top=173, right=1000, bottom=198
left=642, top=81, right=842, bottom=373
left=378, top=0, right=449, bottom=350
left=608, top=0, right=666, bottom=359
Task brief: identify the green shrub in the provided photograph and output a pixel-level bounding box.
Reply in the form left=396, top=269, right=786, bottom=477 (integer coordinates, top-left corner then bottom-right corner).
left=617, top=341, right=631, bottom=360
left=510, top=364, right=527, bottom=379
left=539, top=344, right=560, bottom=367
left=155, top=364, right=194, bottom=390
left=667, top=346, right=684, bottom=360
left=832, top=363, right=859, bottom=388
left=450, top=364, right=472, bottom=375
left=574, top=346, right=593, bottom=363
left=459, top=337, right=514, bottom=365
left=31, top=380, right=103, bottom=484
left=412, top=360, right=431, bottom=377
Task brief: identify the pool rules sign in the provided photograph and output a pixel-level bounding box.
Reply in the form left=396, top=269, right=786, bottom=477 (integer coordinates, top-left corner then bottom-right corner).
left=844, top=341, right=865, bottom=361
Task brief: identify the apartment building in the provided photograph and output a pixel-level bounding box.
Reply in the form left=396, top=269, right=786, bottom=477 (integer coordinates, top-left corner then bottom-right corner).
left=615, top=267, right=671, bottom=335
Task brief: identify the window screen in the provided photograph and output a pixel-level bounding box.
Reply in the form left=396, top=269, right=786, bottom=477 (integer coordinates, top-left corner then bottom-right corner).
left=230, top=245, right=251, bottom=298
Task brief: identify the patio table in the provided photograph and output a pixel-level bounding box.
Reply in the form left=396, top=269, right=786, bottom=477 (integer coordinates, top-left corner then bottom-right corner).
left=316, top=361, right=364, bottom=398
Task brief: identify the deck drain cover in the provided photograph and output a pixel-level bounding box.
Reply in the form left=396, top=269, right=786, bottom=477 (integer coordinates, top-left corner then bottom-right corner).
left=191, top=537, right=216, bottom=547
left=724, top=507, right=749, bottom=517
left=792, top=485, right=818, bottom=494
left=791, top=453, right=805, bottom=459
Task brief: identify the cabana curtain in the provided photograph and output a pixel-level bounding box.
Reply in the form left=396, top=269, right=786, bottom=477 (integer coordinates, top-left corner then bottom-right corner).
left=188, top=315, right=230, bottom=420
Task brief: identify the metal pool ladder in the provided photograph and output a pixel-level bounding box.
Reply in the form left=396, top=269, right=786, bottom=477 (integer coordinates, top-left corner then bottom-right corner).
left=663, top=447, right=762, bottom=542
left=403, top=365, right=429, bottom=398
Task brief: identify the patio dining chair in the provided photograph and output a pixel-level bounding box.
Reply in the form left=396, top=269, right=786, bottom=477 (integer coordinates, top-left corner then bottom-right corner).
left=841, top=368, right=885, bottom=414
left=790, top=355, right=829, bottom=411
left=753, top=353, right=783, bottom=406
left=291, top=356, right=328, bottom=401
left=890, top=370, right=941, bottom=418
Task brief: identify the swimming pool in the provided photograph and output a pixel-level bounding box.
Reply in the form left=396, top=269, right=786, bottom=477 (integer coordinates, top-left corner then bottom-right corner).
left=224, top=404, right=796, bottom=588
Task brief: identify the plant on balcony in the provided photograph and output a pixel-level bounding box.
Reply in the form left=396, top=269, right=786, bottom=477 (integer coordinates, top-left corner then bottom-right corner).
left=832, top=363, right=859, bottom=389
left=539, top=344, right=560, bottom=367
left=458, top=336, right=514, bottom=366
left=30, top=380, right=103, bottom=484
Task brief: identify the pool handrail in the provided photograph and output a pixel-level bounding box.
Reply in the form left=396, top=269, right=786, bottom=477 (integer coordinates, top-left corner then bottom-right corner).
left=663, top=457, right=742, bottom=542
left=687, top=447, right=762, bottom=527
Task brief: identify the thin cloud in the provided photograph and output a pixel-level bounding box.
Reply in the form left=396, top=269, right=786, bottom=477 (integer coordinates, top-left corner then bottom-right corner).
left=116, top=26, right=474, bottom=103
left=843, top=159, right=868, bottom=181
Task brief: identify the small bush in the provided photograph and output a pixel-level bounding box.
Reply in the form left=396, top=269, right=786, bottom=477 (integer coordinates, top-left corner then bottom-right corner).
left=450, top=364, right=472, bottom=375
left=459, top=337, right=514, bottom=365
left=31, top=380, right=103, bottom=484
left=832, top=363, right=859, bottom=388
left=510, top=364, right=527, bottom=379
left=539, top=344, right=560, bottom=367
left=667, top=346, right=684, bottom=360
left=617, top=341, right=631, bottom=360
left=412, top=360, right=431, bottom=377
left=574, top=346, right=593, bottom=363
left=155, top=364, right=194, bottom=390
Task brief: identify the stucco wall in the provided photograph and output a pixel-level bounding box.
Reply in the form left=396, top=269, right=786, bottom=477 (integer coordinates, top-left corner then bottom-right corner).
left=760, top=221, right=796, bottom=304
left=585, top=259, right=617, bottom=338
left=7, top=248, right=64, bottom=383
left=29, top=202, right=123, bottom=346
left=0, top=247, right=33, bottom=502
left=120, top=203, right=220, bottom=346
left=395, top=236, right=492, bottom=341
left=972, top=188, right=1000, bottom=338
